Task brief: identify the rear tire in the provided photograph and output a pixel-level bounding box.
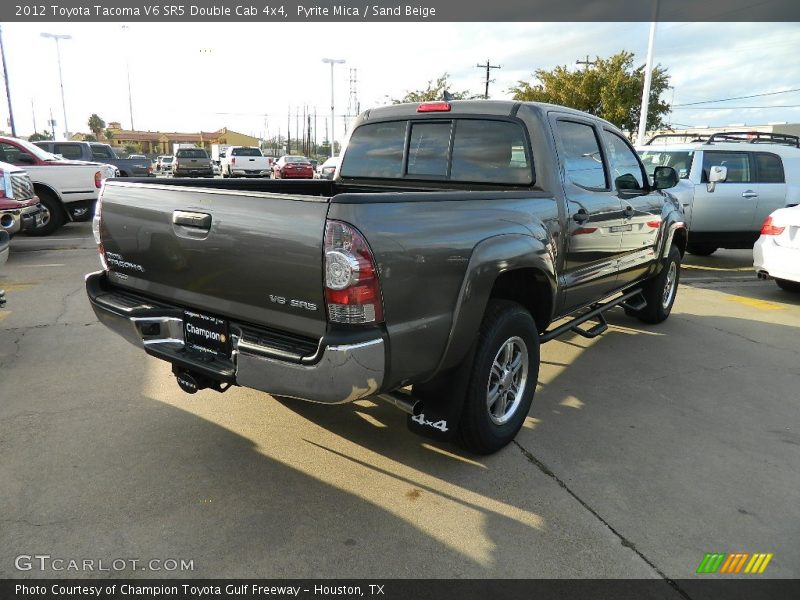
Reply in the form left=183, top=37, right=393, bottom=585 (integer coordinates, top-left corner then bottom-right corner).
left=686, top=243, right=717, bottom=256
left=458, top=300, right=540, bottom=455
left=628, top=244, right=681, bottom=324
left=24, top=188, right=65, bottom=237
left=776, top=278, right=800, bottom=293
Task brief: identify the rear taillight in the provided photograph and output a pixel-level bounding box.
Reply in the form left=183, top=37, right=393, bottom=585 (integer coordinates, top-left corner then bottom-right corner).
left=94, top=171, right=102, bottom=188
left=231, top=157, right=236, bottom=165
left=324, top=220, right=383, bottom=324
left=760, top=216, right=785, bottom=236
left=93, top=190, right=107, bottom=270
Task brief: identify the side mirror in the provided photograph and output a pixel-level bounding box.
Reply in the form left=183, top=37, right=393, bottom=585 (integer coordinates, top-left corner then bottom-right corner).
left=653, top=166, right=679, bottom=190
left=706, top=165, right=727, bottom=193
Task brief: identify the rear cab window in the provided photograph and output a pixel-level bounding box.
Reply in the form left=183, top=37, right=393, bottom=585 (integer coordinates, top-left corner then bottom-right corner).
left=231, top=147, right=262, bottom=157
left=340, top=118, right=533, bottom=185
left=176, top=149, right=209, bottom=159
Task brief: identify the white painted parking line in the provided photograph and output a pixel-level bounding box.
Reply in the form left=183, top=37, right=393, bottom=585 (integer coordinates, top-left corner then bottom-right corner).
left=18, top=264, right=66, bottom=268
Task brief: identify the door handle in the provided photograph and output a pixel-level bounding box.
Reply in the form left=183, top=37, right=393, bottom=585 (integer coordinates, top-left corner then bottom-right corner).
left=573, top=209, right=589, bottom=224
left=622, top=205, right=634, bottom=218
left=173, top=211, right=212, bottom=229
left=742, top=191, right=758, bottom=198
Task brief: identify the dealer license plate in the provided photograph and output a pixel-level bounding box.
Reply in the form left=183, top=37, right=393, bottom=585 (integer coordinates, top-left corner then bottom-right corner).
left=184, top=310, right=231, bottom=358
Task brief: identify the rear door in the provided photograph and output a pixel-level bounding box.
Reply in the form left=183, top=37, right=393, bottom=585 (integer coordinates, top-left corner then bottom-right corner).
left=751, top=152, right=788, bottom=228
left=552, top=117, right=625, bottom=311
left=99, top=181, right=331, bottom=338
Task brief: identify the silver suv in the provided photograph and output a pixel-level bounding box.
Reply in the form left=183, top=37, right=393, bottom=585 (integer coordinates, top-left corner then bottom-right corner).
left=638, top=132, right=800, bottom=255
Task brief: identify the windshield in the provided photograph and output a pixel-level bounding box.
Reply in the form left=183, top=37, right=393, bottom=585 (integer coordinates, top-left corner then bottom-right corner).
left=15, top=138, right=60, bottom=161
left=162, top=157, right=173, bottom=163
left=638, top=150, right=694, bottom=179
left=231, top=147, right=262, bottom=157
left=284, top=156, right=309, bottom=163
left=176, top=149, right=208, bottom=158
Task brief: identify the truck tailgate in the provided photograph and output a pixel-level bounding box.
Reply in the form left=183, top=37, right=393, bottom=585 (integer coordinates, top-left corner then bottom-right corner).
left=99, top=181, right=330, bottom=339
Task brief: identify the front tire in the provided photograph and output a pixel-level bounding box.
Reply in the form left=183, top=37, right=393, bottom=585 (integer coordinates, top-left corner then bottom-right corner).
left=458, top=300, right=540, bottom=455
left=628, top=244, right=681, bottom=324
left=776, top=278, right=800, bottom=293
left=24, top=188, right=65, bottom=237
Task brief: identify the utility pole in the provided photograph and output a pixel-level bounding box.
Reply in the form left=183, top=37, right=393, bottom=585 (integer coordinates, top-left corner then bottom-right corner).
left=121, top=26, right=135, bottom=130
left=322, top=58, right=345, bottom=157
left=476, top=59, right=501, bottom=100
left=295, top=106, right=299, bottom=155
left=287, top=109, right=291, bottom=154
left=576, top=55, right=597, bottom=70
left=31, top=99, right=36, bottom=133
left=0, top=25, right=16, bottom=136
left=41, top=32, right=72, bottom=140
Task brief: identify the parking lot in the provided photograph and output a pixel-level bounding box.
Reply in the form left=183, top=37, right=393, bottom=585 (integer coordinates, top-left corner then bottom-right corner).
left=1, top=222, right=798, bottom=583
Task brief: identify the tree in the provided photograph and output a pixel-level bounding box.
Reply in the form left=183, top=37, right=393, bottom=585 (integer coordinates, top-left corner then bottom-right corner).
left=123, top=143, right=139, bottom=155
left=104, top=129, right=114, bottom=143
left=88, top=114, right=106, bottom=139
left=392, top=73, right=477, bottom=104
left=83, top=134, right=97, bottom=142
left=28, top=132, right=49, bottom=142
left=509, top=51, right=671, bottom=134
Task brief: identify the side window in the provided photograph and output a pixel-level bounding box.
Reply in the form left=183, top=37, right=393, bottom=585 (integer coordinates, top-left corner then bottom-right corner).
left=755, top=153, right=784, bottom=183
left=451, top=120, right=532, bottom=184
left=54, top=144, right=83, bottom=159
left=702, top=151, right=751, bottom=183
left=556, top=120, right=607, bottom=189
left=339, top=121, right=406, bottom=178
left=603, top=130, right=644, bottom=191
left=407, top=122, right=451, bottom=177
left=0, top=142, right=32, bottom=165
left=91, top=145, right=114, bottom=159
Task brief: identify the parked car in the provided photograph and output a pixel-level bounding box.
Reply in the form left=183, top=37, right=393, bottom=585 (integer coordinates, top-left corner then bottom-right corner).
left=0, top=160, right=44, bottom=236
left=87, top=100, right=686, bottom=454
left=272, top=155, right=314, bottom=179
left=638, top=132, right=800, bottom=255
left=172, top=148, right=213, bottom=178
left=754, top=205, right=800, bottom=292
left=153, top=155, right=172, bottom=173
left=316, top=156, right=340, bottom=180
left=212, top=162, right=221, bottom=176
left=34, top=141, right=153, bottom=177
left=220, top=146, right=272, bottom=178
left=0, top=136, right=117, bottom=236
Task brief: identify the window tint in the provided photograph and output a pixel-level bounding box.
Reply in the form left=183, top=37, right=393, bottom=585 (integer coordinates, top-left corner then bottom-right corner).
left=408, top=122, right=450, bottom=177
left=755, top=153, right=784, bottom=183
left=702, top=151, right=751, bottom=183
left=232, top=147, right=262, bottom=157
left=451, top=120, right=532, bottom=184
left=0, top=142, right=32, bottom=165
left=603, top=130, right=644, bottom=191
left=340, top=121, right=406, bottom=178
left=557, top=121, right=607, bottom=189
left=90, top=145, right=114, bottom=159
left=176, top=149, right=208, bottom=158
left=54, top=144, right=83, bottom=159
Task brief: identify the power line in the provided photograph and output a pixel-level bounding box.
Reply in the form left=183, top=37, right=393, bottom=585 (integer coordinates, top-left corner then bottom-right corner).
left=671, top=104, right=800, bottom=110
left=673, top=88, right=800, bottom=107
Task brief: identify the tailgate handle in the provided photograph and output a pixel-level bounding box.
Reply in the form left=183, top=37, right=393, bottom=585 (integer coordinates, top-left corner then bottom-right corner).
left=173, top=211, right=211, bottom=229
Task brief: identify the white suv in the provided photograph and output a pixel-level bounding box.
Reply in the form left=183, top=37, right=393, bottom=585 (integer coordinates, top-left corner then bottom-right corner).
left=638, top=132, right=800, bottom=255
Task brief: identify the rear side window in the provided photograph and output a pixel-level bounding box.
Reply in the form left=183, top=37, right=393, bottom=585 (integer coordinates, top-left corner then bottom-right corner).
left=231, top=147, right=262, bottom=157
left=54, top=144, right=82, bottom=159
left=556, top=120, right=607, bottom=189
left=702, top=151, right=751, bottom=183
left=340, top=121, right=407, bottom=178
left=341, top=118, right=532, bottom=185
left=176, top=149, right=208, bottom=158
left=90, top=145, right=114, bottom=159
left=755, top=153, right=784, bottom=183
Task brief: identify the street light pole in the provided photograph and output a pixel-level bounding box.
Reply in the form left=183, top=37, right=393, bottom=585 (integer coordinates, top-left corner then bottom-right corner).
left=121, top=26, right=135, bottom=130
left=322, top=57, right=345, bottom=158
left=41, top=32, right=72, bottom=141
left=0, top=25, right=17, bottom=137
left=636, top=0, right=660, bottom=146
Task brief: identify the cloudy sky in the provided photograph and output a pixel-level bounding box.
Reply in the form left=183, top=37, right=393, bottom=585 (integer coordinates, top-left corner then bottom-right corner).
left=1, top=21, right=798, bottom=141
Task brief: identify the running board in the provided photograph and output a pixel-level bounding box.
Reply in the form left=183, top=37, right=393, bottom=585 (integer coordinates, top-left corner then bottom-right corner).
left=541, top=288, right=643, bottom=343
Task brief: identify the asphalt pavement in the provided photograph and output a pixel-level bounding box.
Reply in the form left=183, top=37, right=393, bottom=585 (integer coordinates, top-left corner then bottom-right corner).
left=1, top=223, right=798, bottom=588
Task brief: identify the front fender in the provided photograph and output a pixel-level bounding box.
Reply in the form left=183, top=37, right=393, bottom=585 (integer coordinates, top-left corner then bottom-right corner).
left=435, top=233, right=556, bottom=374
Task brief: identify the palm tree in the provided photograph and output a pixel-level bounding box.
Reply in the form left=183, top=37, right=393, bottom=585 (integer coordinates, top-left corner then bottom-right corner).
left=88, top=114, right=106, bottom=139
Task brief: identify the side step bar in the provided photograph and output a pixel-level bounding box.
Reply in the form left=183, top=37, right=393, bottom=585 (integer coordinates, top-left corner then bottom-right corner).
left=541, top=288, right=644, bottom=343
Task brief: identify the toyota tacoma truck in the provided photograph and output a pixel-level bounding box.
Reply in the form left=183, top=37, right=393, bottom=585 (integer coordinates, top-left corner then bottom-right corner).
left=86, top=101, right=686, bottom=454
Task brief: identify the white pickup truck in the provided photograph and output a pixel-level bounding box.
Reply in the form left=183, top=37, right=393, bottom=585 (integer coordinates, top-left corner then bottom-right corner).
left=220, top=146, right=273, bottom=178
left=0, top=136, right=118, bottom=236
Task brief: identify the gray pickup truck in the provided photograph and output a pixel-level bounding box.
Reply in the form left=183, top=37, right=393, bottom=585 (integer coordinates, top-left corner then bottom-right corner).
left=86, top=101, right=686, bottom=454
left=34, top=141, right=153, bottom=178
